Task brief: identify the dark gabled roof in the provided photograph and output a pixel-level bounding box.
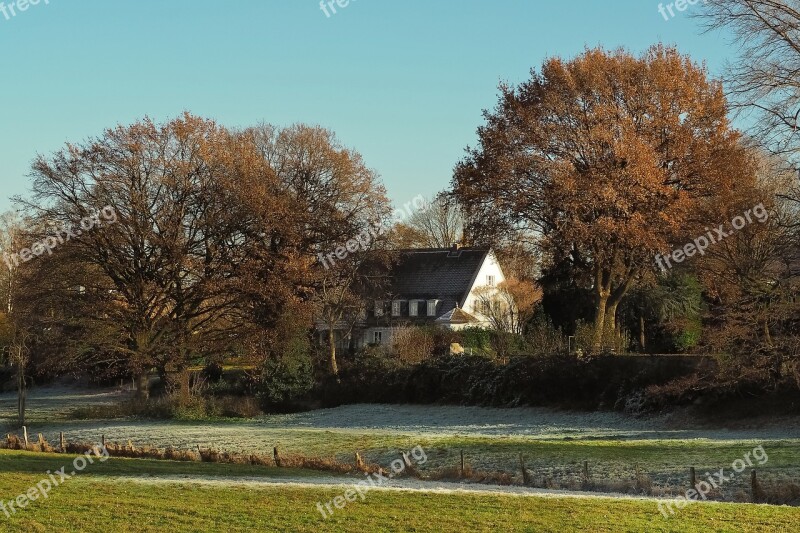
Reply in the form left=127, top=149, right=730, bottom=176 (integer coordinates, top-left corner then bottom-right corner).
left=385, top=247, right=489, bottom=305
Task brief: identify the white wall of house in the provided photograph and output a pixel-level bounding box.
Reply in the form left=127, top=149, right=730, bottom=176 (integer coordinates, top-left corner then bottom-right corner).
left=363, top=327, right=393, bottom=346
left=462, top=251, right=506, bottom=321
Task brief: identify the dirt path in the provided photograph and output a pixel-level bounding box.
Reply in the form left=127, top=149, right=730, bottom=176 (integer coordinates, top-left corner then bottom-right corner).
left=107, top=472, right=671, bottom=503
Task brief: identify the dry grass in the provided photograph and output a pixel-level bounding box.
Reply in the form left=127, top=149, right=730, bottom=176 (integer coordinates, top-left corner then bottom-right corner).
left=0, top=434, right=387, bottom=478
left=758, top=481, right=800, bottom=505
left=4, top=433, right=55, bottom=452
left=2, top=429, right=799, bottom=506
left=425, top=463, right=514, bottom=486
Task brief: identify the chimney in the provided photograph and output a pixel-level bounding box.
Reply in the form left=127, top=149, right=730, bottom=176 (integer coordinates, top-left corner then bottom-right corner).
left=451, top=243, right=461, bottom=252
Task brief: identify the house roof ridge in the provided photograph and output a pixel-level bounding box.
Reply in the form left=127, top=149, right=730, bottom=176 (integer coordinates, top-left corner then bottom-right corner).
left=389, top=246, right=491, bottom=253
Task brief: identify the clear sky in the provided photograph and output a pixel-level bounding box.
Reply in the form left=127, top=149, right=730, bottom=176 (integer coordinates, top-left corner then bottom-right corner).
left=0, top=0, right=733, bottom=212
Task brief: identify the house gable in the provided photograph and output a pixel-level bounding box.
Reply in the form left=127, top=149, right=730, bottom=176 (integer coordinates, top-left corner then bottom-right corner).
left=461, top=250, right=507, bottom=320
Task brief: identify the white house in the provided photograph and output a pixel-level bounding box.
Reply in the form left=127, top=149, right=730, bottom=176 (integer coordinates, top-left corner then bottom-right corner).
left=357, top=245, right=508, bottom=346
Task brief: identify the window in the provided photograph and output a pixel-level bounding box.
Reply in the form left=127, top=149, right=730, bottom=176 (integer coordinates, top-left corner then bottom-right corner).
left=374, top=300, right=384, bottom=317
left=409, top=300, right=418, bottom=317
left=392, top=300, right=401, bottom=317
left=427, top=300, right=438, bottom=317
left=486, top=275, right=496, bottom=287
left=373, top=331, right=383, bottom=344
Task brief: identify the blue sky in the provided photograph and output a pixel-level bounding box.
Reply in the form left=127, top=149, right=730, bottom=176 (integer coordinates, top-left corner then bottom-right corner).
left=0, top=0, right=734, bottom=212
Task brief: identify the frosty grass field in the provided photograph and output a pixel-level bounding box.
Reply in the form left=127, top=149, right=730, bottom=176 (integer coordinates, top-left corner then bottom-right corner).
left=0, top=387, right=798, bottom=531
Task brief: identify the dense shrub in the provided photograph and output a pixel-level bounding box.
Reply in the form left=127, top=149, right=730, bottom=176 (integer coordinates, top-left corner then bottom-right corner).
left=70, top=393, right=262, bottom=420
left=257, top=331, right=314, bottom=411
left=254, top=307, right=316, bottom=411
left=459, top=327, right=493, bottom=354
left=201, top=361, right=224, bottom=383
left=671, top=316, right=703, bottom=352
left=525, top=316, right=567, bottom=356
left=322, top=352, right=713, bottom=410
left=391, top=327, right=435, bottom=363
left=258, top=351, right=314, bottom=410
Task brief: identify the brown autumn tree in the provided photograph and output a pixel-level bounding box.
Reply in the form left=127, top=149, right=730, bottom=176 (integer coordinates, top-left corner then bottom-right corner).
left=242, top=124, right=390, bottom=377
left=453, top=46, right=754, bottom=352
left=22, top=114, right=275, bottom=397
left=695, top=148, right=800, bottom=380
left=18, top=116, right=389, bottom=393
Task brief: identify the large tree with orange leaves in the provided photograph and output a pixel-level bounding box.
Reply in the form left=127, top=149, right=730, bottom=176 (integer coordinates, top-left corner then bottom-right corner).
left=453, top=46, right=756, bottom=352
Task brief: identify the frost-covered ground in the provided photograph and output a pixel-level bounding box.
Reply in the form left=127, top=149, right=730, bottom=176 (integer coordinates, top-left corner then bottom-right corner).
left=2, top=386, right=799, bottom=445
left=257, top=404, right=800, bottom=441
left=2, top=386, right=800, bottom=498
left=0, top=385, right=133, bottom=423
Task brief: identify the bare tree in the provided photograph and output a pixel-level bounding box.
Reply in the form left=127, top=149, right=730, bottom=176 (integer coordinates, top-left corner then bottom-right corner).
left=473, top=279, right=543, bottom=335
left=0, top=214, right=30, bottom=427
left=393, top=193, right=463, bottom=248
left=0, top=212, right=20, bottom=316
left=701, top=0, right=800, bottom=159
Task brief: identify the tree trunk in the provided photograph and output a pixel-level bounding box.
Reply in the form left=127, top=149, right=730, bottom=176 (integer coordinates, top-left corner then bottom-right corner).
left=16, top=353, right=26, bottom=428
left=604, top=304, right=618, bottom=333
left=592, top=294, right=609, bottom=354
left=639, top=315, right=646, bottom=352
left=604, top=302, right=619, bottom=353
left=764, top=319, right=773, bottom=348
left=134, top=373, right=150, bottom=400
left=178, top=369, right=191, bottom=406
left=328, top=329, right=339, bottom=376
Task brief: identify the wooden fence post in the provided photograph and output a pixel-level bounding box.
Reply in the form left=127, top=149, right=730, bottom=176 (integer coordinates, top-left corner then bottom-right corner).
left=402, top=452, right=412, bottom=467
left=355, top=451, right=365, bottom=471
left=751, top=470, right=765, bottom=503
left=519, top=454, right=530, bottom=485
left=273, top=447, right=281, bottom=467
left=60, top=432, right=65, bottom=452
left=689, top=467, right=697, bottom=491
left=582, top=461, right=591, bottom=489
left=460, top=450, right=465, bottom=478
left=22, top=426, right=28, bottom=450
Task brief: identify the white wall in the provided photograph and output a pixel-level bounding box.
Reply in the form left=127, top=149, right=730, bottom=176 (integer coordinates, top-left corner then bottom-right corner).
left=462, top=251, right=506, bottom=321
